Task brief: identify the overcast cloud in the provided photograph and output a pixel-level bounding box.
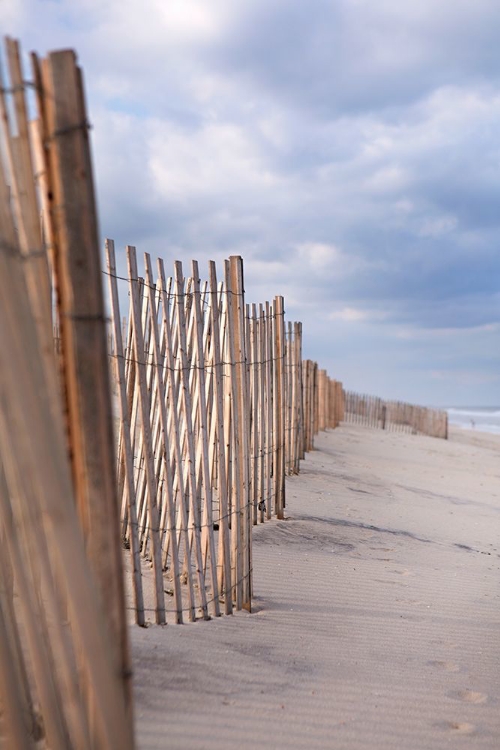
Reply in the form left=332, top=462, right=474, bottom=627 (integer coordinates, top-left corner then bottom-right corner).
left=4, top=0, right=500, bottom=405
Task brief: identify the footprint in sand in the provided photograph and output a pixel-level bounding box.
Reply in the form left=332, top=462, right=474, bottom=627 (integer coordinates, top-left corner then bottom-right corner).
left=443, top=721, right=476, bottom=735
left=391, top=568, right=413, bottom=576
left=428, top=660, right=461, bottom=672
left=452, top=690, right=488, bottom=705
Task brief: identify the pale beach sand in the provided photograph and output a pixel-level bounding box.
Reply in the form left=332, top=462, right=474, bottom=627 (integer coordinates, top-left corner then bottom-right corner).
left=131, top=424, right=500, bottom=749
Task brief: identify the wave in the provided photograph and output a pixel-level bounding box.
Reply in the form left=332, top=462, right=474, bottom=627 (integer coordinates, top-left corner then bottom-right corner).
left=447, top=406, right=500, bottom=435
left=447, top=407, right=500, bottom=418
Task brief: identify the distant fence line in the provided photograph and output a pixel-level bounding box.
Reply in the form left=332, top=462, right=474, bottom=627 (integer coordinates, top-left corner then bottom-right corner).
left=344, top=390, right=448, bottom=439
left=302, top=364, right=344, bottom=451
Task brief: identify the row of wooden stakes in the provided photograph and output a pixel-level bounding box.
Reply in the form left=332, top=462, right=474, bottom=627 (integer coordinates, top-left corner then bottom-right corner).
left=105, top=243, right=316, bottom=626
left=344, top=390, right=448, bottom=439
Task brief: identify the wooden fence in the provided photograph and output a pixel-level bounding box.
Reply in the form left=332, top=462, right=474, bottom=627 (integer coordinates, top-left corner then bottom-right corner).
left=0, top=40, right=133, bottom=749
left=105, top=244, right=307, bottom=624
left=301, top=363, right=344, bottom=451
left=0, top=34, right=446, bottom=750
left=344, top=390, right=448, bottom=439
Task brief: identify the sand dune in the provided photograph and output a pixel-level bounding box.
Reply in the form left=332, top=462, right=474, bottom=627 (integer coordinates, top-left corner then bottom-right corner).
left=131, top=424, right=500, bottom=749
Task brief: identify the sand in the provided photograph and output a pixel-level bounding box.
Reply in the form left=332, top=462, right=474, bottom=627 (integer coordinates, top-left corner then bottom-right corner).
left=131, top=424, right=500, bottom=749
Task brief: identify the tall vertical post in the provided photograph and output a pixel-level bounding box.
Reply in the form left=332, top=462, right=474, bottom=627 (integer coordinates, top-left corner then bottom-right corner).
left=273, top=296, right=286, bottom=518
left=227, top=257, right=251, bottom=610
left=40, top=50, right=132, bottom=729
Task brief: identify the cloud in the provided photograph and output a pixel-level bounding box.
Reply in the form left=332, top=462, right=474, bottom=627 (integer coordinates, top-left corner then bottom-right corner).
left=329, top=307, right=388, bottom=323
left=5, top=0, right=500, bottom=404
left=149, top=121, right=280, bottom=204
left=430, top=369, right=500, bottom=387
left=417, top=215, right=457, bottom=237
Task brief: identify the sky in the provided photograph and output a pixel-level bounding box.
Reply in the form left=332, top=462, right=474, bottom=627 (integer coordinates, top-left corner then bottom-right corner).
left=3, top=0, right=500, bottom=406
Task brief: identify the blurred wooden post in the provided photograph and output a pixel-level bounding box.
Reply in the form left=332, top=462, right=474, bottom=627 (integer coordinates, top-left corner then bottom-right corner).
left=40, top=49, right=132, bottom=728
left=0, top=467, right=35, bottom=749
left=285, top=321, right=292, bottom=474
left=0, top=601, right=31, bottom=750
left=301, top=360, right=309, bottom=454
left=313, top=363, right=319, bottom=436
left=0, top=115, right=133, bottom=750
left=293, top=322, right=302, bottom=470
left=324, top=373, right=329, bottom=430
left=264, top=301, right=273, bottom=520
left=317, top=370, right=325, bottom=431
left=328, top=379, right=334, bottom=429
left=307, top=361, right=313, bottom=448
left=257, top=304, right=267, bottom=518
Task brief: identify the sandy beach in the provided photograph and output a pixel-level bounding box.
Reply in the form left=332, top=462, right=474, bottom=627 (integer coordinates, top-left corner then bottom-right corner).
left=131, top=424, right=500, bottom=749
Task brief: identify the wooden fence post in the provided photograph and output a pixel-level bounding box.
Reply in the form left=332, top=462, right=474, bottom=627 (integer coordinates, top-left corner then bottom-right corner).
left=191, top=260, right=221, bottom=618
left=301, top=361, right=307, bottom=452
left=208, top=261, right=233, bottom=613
left=317, top=370, right=325, bottom=431
left=173, top=261, right=211, bottom=620
left=126, top=247, right=166, bottom=624
left=265, top=301, right=273, bottom=520
left=273, top=296, right=286, bottom=519
left=226, top=257, right=251, bottom=609
left=313, top=362, right=319, bottom=437
left=292, top=322, right=303, bottom=471
left=39, top=48, right=132, bottom=729
left=257, top=304, right=267, bottom=520
left=0, top=125, right=133, bottom=750
left=105, top=240, right=145, bottom=627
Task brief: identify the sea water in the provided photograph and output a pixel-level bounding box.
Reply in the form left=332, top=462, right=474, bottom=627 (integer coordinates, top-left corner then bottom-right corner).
left=447, top=407, right=500, bottom=435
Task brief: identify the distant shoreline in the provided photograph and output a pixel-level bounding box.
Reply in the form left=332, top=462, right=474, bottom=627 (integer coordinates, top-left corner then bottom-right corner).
left=446, top=406, right=500, bottom=436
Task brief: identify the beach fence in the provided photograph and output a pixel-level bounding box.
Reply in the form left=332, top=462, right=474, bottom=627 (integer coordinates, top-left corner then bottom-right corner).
left=299, top=372, right=447, bottom=442
left=343, top=390, right=448, bottom=439
left=0, top=34, right=325, bottom=745
left=104, top=247, right=353, bottom=626
left=300, top=363, right=344, bottom=452
left=0, top=39, right=134, bottom=749
left=0, top=32, right=443, bottom=750
left=105, top=245, right=307, bottom=624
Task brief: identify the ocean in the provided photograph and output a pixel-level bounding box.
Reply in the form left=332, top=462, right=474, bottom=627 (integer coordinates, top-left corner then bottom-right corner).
left=446, top=407, right=500, bottom=435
